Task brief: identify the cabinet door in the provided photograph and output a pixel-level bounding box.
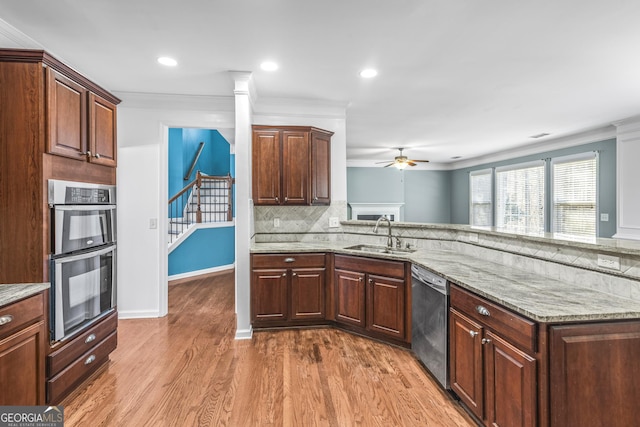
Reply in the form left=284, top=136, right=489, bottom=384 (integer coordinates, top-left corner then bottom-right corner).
left=484, top=331, right=537, bottom=427
left=0, top=321, right=45, bottom=405
left=252, top=130, right=282, bottom=205
left=334, top=269, right=365, bottom=327
left=291, top=267, right=325, bottom=320
left=550, top=321, right=640, bottom=427
left=310, top=131, right=331, bottom=205
left=449, top=308, right=484, bottom=420
left=366, top=274, right=405, bottom=339
left=282, top=130, right=309, bottom=205
left=88, top=93, right=117, bottom=167
left=251, top=269, right=288, bottom=321
left=46, top=68, right=88, bottom=160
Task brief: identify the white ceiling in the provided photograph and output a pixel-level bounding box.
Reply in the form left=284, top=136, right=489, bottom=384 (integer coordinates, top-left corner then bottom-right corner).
left=1, top=0, right=640, bottom=166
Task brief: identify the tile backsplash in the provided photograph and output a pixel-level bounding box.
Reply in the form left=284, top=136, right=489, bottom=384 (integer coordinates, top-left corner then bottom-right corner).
left=254, top=200, right=347, bottom=238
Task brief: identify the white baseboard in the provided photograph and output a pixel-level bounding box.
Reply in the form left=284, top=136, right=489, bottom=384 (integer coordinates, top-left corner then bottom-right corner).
left=168, top=263, right=235, bottom=281
left=235, top=325, right=253, bottom=340
left=118, top=309, right=165, bottom=319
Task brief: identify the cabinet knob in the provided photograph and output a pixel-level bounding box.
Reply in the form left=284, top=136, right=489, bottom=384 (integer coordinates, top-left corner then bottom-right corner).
left=94, top=153, right=101, bottom=159
left=359, top=277, right=363, bottom=282
left=314, top=196, right=318, bottom=201
left=282, top=273, right=287, bottom=277
left=292, top=272, right=297, bottom=276
left=469, top=330, right=478, bottom=338
left=369, top=278, right=373, bottom=284
left=284, top=197, right=288, bottom=202
left=476, top=305, right=491, bottom=316
left=275, top=197, right=279, bottom=203
left=82, top=150, right=92, bottom=158
left=84, top=354, right=96, bottom=365
left=0, top=315, right=14, bottom=326
left=481, top=338, right=492, bottom=345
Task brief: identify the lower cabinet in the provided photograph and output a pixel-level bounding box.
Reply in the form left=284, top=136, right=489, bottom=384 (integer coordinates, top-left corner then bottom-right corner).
left=549, top=321, right=640, bottom=427
left=46, top=310, right=118, bottom=404
left=251, top=253, right=327, bottom=327
left=450, top=285, right=537, bottom=427
left=334, top=255, right=409, bottom=343
left=0, top=292, right=46, bottom=405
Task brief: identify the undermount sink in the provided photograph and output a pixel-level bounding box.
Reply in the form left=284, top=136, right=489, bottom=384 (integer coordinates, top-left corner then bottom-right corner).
left=344, top=244, right=416, bottom=255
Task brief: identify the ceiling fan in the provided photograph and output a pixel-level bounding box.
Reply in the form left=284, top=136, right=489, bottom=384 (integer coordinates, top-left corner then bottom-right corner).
left=376, top=148, right=430, bottom=169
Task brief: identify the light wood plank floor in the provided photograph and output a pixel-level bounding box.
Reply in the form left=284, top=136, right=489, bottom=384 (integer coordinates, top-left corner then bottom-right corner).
left=63, top=271, right=476, bottom=426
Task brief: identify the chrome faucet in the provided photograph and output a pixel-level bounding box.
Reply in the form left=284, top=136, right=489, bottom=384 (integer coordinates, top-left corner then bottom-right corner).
left=373, top=215, right=393, bottom=249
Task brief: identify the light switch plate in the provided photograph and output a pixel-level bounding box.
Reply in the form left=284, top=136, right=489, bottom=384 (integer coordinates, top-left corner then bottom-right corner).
left=329, top=217, right=340, bottom=228
left=149, top=218, right=158, bottom=229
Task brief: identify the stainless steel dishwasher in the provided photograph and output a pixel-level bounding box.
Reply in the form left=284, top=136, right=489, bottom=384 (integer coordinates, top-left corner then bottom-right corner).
left=411, top=264, right=449, bottom=389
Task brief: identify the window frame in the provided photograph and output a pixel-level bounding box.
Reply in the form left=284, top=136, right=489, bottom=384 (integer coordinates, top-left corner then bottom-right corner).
left=469, top=168, right=494, bottom=226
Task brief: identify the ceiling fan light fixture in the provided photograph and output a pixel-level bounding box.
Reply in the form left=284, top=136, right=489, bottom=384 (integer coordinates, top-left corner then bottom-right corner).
left=394, top=161, right=409, bottom=170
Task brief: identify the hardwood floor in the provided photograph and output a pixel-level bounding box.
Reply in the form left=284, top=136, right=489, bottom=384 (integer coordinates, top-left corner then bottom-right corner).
left=62, top=271, right=476, bottom=426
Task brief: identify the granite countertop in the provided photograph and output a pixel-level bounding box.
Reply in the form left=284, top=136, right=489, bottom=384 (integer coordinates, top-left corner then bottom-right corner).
left=0, top=283, right=50, bottom=308
left=251, top=241, right=640, bottom=323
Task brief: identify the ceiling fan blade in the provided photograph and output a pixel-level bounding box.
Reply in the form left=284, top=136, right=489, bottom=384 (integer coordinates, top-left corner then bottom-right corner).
left=375, top=160, right=392, bottom=164
left=407, top=161, right=417, bottom=166
left=408, top=159, right=430, bottom=163
left=383, top=162, right=394, bottom=168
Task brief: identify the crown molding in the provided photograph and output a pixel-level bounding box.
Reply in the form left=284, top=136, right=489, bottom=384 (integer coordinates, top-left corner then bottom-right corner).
left=113, top=91, right=235, bottom=112
left=0, top=17, right=43, bottom=48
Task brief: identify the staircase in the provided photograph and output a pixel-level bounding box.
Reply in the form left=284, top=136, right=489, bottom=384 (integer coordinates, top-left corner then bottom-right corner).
left=168, top=171, right=233, bottom=244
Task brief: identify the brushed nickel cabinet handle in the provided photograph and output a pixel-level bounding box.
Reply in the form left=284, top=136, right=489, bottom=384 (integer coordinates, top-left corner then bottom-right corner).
left=476, top=305, right=490, bottom=316
left=84, top=355, right=96, bottom=365
left=284, top=258, right=295, bottom=263
left=85, top=334, right=96, bottom=344
left=0, top=315, right=14, bottom=326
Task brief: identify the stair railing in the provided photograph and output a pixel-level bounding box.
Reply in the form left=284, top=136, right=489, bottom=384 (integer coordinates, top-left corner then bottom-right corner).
left=184, top=142, right=205, bottom=181
left=168, top=171, right=234, bottom=243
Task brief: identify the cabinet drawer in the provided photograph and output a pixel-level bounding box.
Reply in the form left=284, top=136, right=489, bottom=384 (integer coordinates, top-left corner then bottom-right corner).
left=450, top=285, right=536, bottom=353
left=47, top=331, right=117, bottom=404
left=48, top=310, right=118, bottom=375
left=335, top=254, right=405, bottom=279
left=252, top=253, right=326, bottom=268
left=0, top=293, right=44, bottom=339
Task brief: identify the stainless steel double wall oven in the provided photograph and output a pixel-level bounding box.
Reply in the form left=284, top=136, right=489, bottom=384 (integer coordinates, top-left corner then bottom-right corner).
left=48, top=179, right=117, bottom=342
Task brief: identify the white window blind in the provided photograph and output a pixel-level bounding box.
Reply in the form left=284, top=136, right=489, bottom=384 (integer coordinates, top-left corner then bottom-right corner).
left=470, top=169, right=493, bottom=226
left=551, top=152, right=597, bottom=237
left=496, top=160, right=545, bottom=233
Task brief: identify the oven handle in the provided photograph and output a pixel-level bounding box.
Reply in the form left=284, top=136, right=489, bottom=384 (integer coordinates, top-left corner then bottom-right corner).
left=53, top=245, right=116, bottom=263
left=52, top=205, right=116, bottom=211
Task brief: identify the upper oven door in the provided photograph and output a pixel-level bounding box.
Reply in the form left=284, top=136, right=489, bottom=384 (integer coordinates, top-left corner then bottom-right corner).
left=52, top=205, right=116, bottom=255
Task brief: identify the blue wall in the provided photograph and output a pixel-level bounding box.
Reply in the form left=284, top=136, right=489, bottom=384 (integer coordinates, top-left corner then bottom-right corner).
left=168, top=128, right=231, bottom=198
left=168, top=128, right=235, bottom=276
left=347, top=139, right=617, bottom=237
left=168, top=227, right=235, bottom=276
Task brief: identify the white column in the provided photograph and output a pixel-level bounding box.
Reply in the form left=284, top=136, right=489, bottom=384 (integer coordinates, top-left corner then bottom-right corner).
left=614, top=116, right=640, bottom=240
left=230, top=71, right=254, bottom=339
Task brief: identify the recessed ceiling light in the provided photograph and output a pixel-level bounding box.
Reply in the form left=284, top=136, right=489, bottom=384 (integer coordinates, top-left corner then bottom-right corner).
left=359, top=68, right=378, bottom=78
left=260, top=61, right=278, bottom=71
left=157, top=56, right=178, bottom=67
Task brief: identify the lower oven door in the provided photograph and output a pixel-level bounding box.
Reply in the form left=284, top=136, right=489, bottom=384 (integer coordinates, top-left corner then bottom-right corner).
left=50, top=245, right=116, bottom=342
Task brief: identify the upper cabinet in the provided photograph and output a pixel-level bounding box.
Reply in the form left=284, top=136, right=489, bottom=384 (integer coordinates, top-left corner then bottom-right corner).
left=252, top=125, right=333, bottom=206
left=47, top=68, right=117, bottom=167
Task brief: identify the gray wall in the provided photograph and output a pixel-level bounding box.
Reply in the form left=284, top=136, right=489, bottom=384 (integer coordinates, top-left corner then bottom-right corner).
left=347, top=138, right=617, bottom=237
left=347, top=168, right=451, bottom=223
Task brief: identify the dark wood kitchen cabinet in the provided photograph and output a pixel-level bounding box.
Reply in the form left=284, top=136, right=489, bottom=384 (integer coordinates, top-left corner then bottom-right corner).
left=0, top=49, right=120, bottom=284
left=251, top=253, right=327, bottom=327
left=450, top=285, right=537, bottom=427
left=47, top=68, right=117, bottom=167
left=0, top=292, right=47, bottom=405
left=549, top=321, right=640, bottom=427
left=334, top=255, right=410, bottom=344
left=252, top=125, right=332, bottom=206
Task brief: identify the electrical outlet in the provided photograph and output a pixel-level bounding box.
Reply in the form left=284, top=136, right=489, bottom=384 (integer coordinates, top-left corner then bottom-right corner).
left=273, top=218, right=280, bottom=228
left=597, top=254, right=620, bottom=270
left=469, top=233, right=479, bottom=243
left=329, top=217, right=340, bottom=228
left=600, top=213, right=609, bottom=222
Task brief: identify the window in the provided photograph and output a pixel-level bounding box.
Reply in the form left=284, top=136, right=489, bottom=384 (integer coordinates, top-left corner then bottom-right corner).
left=551, top=153, right=597, bottom=237
left=495, top=161, right=545, bottom=233
left=469, top=169, right=493, bottom=226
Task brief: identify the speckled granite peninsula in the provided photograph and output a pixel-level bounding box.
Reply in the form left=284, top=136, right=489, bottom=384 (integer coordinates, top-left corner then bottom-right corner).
left=0, top=283, right=50, bottom=307
left=252, top=221, right=640, bottom=324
